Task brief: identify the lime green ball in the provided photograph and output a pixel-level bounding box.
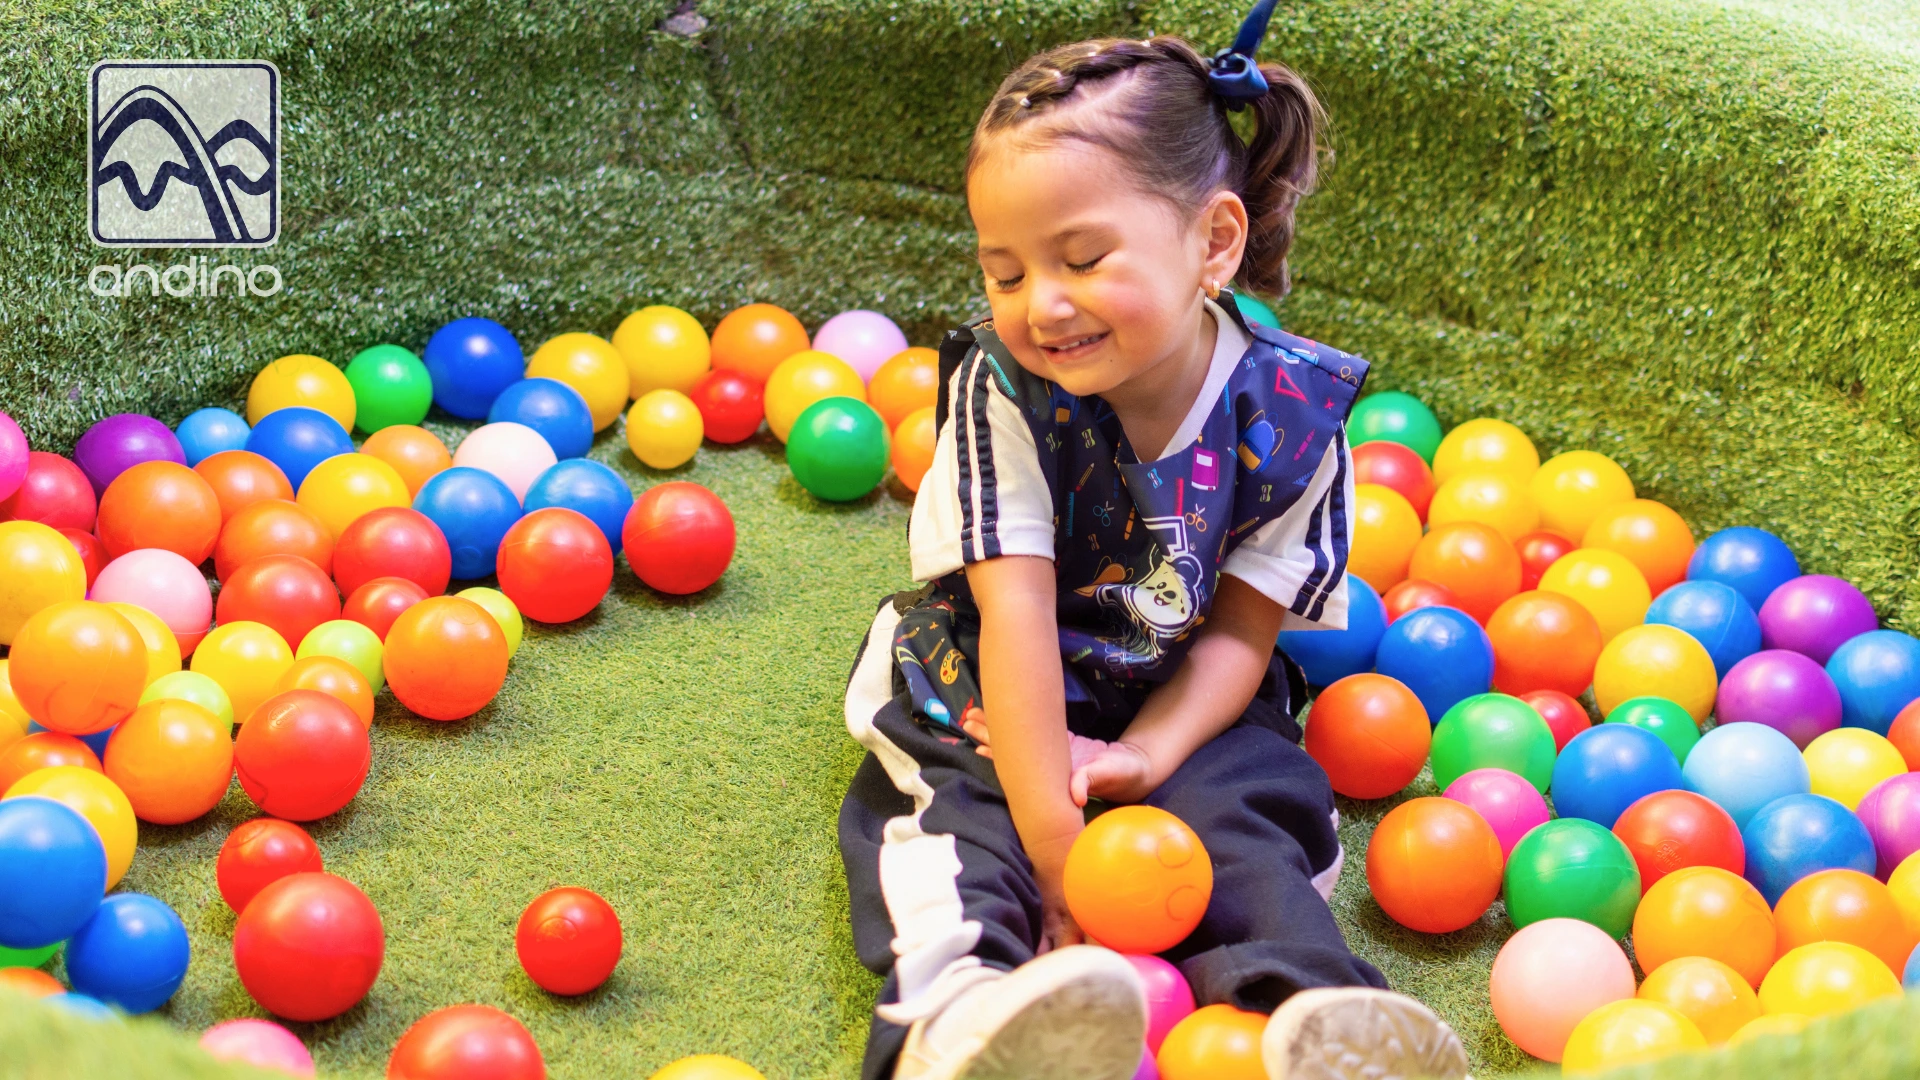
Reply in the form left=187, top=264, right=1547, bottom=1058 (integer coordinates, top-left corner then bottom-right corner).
left=1503, top=818, right=1642, bottom=937
left=1605, top=696, right=1700, bottom=765
left=1233, top=291, right=1280, bottom=329
left=787, top=396, right=889, bottom=502
left=1350, top=391, right=1443, bottom=463
left=298, top=619, right=386, bottom=695
left=0, top=941, right=59, bottom=969
left=139, top=670, right=234, bottom=727
left=1430, top=692, right=1557, bottom=793
left=345, top=344, right=433, bottom=433
left=457, top=587, right=524, bottom=658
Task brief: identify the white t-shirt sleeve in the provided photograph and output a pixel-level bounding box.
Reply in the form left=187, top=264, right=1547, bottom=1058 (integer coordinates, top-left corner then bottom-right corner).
left=1219, top=433, right=1354, bottom=631
left=908, top=348, right=1056, bottom=581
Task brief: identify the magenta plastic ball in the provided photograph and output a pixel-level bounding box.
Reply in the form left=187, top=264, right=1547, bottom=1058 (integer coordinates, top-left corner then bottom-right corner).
left=89, top=548, right=214, bottom=644
left=0, top=410, right=26, bottom=504
left=199, top=1018, right=315, bottom=1076
left=73, top=414, right=186, bottom=497
left=1124, top=953, right=1196, bottom=1054
left=1857, top=773, right=1920, bottom=880
left=811, top=310, right=909, bottom=382
left=1714, top=648, right=1843, bottom=748
left=1759, top=574, right=1879, bottom=665
left=1443, top=767, right=1551, bottom=856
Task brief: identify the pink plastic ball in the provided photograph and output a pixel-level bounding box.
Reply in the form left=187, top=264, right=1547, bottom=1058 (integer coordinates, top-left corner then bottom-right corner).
left=0, top=410, right=26, bottom=504
left=812, top=310, right=909, bottom=382
left=1857, top=772, right=1920, bottom=880
left=89, top=548, right=213, bottom=651
left=1442, top=767, right=1549, bottom=857
left=451, top=422, right=557, bottom=503
left=1125, top=953, right=1196, bottom=1055
left=200, top=1018, right=315, bottom=1077
left=1489, top=917, right=1636, bottom=1062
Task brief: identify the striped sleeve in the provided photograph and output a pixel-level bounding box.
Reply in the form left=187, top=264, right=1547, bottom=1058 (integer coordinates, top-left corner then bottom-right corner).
left=1219, top=431, right=1354, bottom=631
left=907, top=347, right=1056, bottom=581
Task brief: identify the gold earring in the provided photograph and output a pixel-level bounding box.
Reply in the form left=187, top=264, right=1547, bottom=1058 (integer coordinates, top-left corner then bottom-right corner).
left=1204, top=279, right=1221, bottom=300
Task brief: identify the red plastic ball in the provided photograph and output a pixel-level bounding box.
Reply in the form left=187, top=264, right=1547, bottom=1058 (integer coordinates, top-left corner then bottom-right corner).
left=515, top=886, right=622, bottom=996
left=496, top=508, right=614, bottom=624
left=233, top=871, right=383, bottom=1022
left=1516, top=531, right=1576, bottom=591
left=344, top=576, right=431, bottom=640
left=0, top=452, right=97, bottom=531
left=235, top=690, right=372, bottom=820
left=622, top=482, right=735, bottom=595
left=1382, top=579, right=1462, bottom=623
left=60, top=527, right=107, bottom=588
left=689, top=369, right=766, bottom=444
left=1888, top=699, right=1920, bottom=771
left=217, top=554, right=342, bottom=653
left=1612, top=789, right=1744, bottom=893
left=387, top=1004, right=545, bottom=1080
left=332, top=507, right=452, bottom=597
left=215, top=499, right=335, bottom=581
left=1302, top=673, right=1431, bottom=799
left=1352, top=441, right=1435, bottom=521
left=96, top=460, right=223, bottom=562
left=1520, top=689, right=1592, bottom=751
left=217, top=817, right=325, bottom=913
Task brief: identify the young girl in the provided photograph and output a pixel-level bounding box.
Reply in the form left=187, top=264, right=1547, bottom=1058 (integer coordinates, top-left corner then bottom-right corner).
left=838, top=13, right=1471, bottom=1080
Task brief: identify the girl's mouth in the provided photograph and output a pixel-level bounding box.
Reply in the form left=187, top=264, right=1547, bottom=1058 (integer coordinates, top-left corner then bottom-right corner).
left=1038, top=332, right=1109, bottom=363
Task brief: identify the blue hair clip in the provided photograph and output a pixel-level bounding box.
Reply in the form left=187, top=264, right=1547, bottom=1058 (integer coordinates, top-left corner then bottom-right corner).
left=1206, top=0, right=1278, bottom=110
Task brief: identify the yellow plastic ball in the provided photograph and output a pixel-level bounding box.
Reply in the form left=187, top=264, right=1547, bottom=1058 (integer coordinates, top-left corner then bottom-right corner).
left=1538, top=547, right=1652, bottom=643
left=647, top=1055, right=767, bottom=1080
left=626, top=390, right=706, bottom=470
left=1803, top=729, right=1907, bottom=811
left=190, top=621, right=295, bottom=724
left=614, top=305, right=712, bottom=398
left=1426, top=472, right=1540, bottom=543
left=528, top=332, right=633, bottom=432
left=247, top=354, right=356, bottom=431
left=1432, top=418, right=1540, bottom=486
left=103, top=602, right=183, bottom=688
left=1638, top=956, right=1762, bottom=1044
left=1531, top=450, right=1636, bottom=541
left=1593, top=624, right=1718, bottom=723
left=0, top=520, right=88, bottom=646
left=4, top=765, right=138, bottom=888
left=1560, top=999, right=1706, bottom=1075
left=456, top=587, right=524, bottom=659
left=1758, top=941, right=1901, bottom=1017
left=1729, top=1012, right=1810, bottom=1044
left=1349, top=484, right=1423, bottom=593
left=296, top=453, right=410, bottom=539
left=0, top=660, right=28, bottom=752
left=764, top=350, right=866, bottom=442
left=1887, top=851, right=1920, bottom=939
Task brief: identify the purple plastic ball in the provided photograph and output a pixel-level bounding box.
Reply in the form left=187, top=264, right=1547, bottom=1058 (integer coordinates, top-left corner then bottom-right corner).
left=1758, top=574, right=1878, bottom=665
left=72, top=414, right=185, bottom=497
left=1857, top=772, right=1920, bottom=880
left=1715, top=649, right=1842, bottom=749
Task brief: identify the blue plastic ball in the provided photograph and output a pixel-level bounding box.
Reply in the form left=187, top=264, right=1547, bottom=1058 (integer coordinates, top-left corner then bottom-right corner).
left=1278, top=577, right=1387, bottom=686
left=487, top=378, right=595, bottom=460
left=1687, top=527, right=1800, bottom=613
left=173, top=407, right=250, bottom=466
left=1550, top=723, right=1685, bottom=828
left=522, top=459, right=634, bottom=556
left=1646, top=580, right=1762, bottom=679
left=1825, top=629, right=1920, bottom=736
left=243, top=406, right=354, bottom=490
left=27, top=721, right=112, bottom=760
left=1373, top=606, right=1492, bottom=722
left=64, top=893, right=189, bottom=1014
left=45, top=993, right=120, bottom=1022
left=413, top=466, right=523, bottom=580
left=424, top=317, right=525, bottom=419
left=1682, top=721, right=1810, bottom=828
left=1905, top=943, right=1920, bottom=989
left=1741, top=792, right=1875, bottom=905
left=0, top=797, right=107, bottom=951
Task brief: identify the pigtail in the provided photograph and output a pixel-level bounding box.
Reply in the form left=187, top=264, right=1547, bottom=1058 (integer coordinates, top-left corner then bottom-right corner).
left=1236, top=63, right=1325, bottom=299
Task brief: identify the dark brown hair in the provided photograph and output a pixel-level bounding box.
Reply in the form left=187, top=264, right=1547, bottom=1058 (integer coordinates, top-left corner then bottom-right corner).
left=966, top=36, right=1324, bottom=298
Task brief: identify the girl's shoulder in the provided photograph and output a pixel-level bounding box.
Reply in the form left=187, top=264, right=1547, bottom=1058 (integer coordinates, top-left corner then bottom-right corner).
left=935, top=315, right=1057, bottom=430
left=1229, top=314, right=1370, bottom=398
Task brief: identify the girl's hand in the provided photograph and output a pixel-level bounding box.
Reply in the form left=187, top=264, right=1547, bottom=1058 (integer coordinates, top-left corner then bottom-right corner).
left=962, top=707, right=1157, bottom=806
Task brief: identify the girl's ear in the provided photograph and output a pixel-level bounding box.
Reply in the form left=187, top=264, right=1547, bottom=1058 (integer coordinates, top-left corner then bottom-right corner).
left=1199, top=190, right=1250, bottom=293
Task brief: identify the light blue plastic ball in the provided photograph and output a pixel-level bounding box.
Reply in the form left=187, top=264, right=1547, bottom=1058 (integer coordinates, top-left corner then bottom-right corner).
left=173, top=407, right=250, bottom=466
left=1682, top=721, right=1811, bottom=828
left=1826, top=629, right=1920, bottom=736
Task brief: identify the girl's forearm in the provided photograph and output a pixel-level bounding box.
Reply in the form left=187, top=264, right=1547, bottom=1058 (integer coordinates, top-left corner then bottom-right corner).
left=968, top=556, right=1084, bottom=844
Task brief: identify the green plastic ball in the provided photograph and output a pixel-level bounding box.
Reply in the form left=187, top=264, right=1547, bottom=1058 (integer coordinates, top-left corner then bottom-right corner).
left=1604, top=696, right=1700, bottom=766
left=787, top=396, right=890, bottom=502
left=1350, top=391, right=1443, bottom=463
left=1429, top=692, right=1557, bottom=793
left=344, top=343, right=434, bottom=433
left=297, top=618, right=386, bottom=695
left=0, top=941, right=59, bottom=969
left=138, top=670, right=234, bottom=727
left=1503, top=817, right=1642, bottom=937
left=1233, top=291, right=1280, bottom=329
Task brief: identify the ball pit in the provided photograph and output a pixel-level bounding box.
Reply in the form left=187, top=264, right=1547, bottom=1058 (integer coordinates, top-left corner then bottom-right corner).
left=516, top=886, right=622, bottom=995
left=1301, top=672, right=1429, bottom=799
left=488, top=377, right=594, bottom=460
left=1373, top=606, right=1493, bottom=722
left=343, top=344, right=434, bottom=433
left=233, top=871, right=383, bottom=1022
left=63, top=892, right=190, bottom=1014
left=1063, top=806, right=1212, bottom=953
left=423, top=317, right=525, bottom=420
left=216, top=818, right=324, bottom=914
left=174, top=408, right=250, bottom=466
left=1366, top=796, right=1503, bottom=933
left=1504, top=818, right=1641, bottom=937
left=1489, top=918, right=1636, bottom=1062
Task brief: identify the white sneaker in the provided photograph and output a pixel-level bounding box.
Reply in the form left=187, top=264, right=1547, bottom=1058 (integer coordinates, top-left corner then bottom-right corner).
left=893, top=946, right=1146, bottom=1080
left=1261, top=987, right=1469, bottom=1080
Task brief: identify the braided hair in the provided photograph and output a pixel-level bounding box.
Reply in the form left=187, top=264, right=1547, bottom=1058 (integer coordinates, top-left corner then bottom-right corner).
left=966, top=37, right=1324, bottom=299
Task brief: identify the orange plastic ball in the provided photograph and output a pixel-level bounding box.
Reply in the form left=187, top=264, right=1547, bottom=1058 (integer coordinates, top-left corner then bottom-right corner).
left=1888, top=700, right=1920, bottom=771
left=384, top=597, right=511, bottom=721
left=710, top=303, right=811, bottom=384
left=1633, top=866, right=1777, bottom=989
left=0, top=730, right=102, bottom=793
left=1582, top=500, right=1696, bottom=597
left=1349, top=484, right=1422, bottom=592
left=1063, top=806, right=1213, bottom=954
left=9, top=600, right=148, bottom=735
left=102, top=698, right=234, bottom=824
left=890, top=407, right=938, bottom=493
left=1407, top=521, right=1521, bottom=623
left=1365, top=796, right=1505, bottom=933
left=95, top=460, right=222, bottom=563
left=214, top=499, right=335, bottom=581
left=1427, top=472, right=1540, bottom=543
left=1486, top=590, right=1604, bottom=698
left=273, top=655, right=375, bottom=729
left=359, top=426, right=452, bottom=498
left=1156, top=1004, right=1267, bottom=1080
left=1303, top=673, right=1431, bottom=799
left=0, top=967, right=63, bottom=997
left=867, top=347, right=940, bottom=430
left=193, top=450, right=295, bottom=523
left=1772, top=869, right=1917, bottom=978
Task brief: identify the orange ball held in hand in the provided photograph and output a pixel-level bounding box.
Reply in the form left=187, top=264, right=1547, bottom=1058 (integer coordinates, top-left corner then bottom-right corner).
left=359, top=425, right=452, bottom=498
left=1063, top=805, right=1213, bottom=954
left=10, top=600, right=149, bottom=735
left=1156, top=1004, right=1267, bottom=1080
left=384, top=596, right=511, bottom=721
left=214, top=499, right=335, bottom=581
left=1349, top=484, right=1422, bottom=593
left=1633, top=866, right=1777, bottom=990
left=1583, top=499, right=1697, bottom=596
left=95, top=460, right=222, bottom=562
left=1365, top=796, right=1504, bottom=933
left=867, top=347, right=940, bottom=430
left=890, top=407, right=938, bottom=493
left=273, top=655, right=375, bottom=729
left=103, top=698, right=234, bottom=824
left=1303, top=673, right=1431, bottom=799
left=1772, top=869, right=1917, bottom=977
left=194, top=450, right=294, bottom=522
left=1486, top=590, right=1604, bottom=697
left=1408, top=521, right=1522, bottom=623
left=710, top=303, right=811, bottom=384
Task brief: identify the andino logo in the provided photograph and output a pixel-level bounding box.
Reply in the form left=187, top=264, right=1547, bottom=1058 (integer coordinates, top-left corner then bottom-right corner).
left=88, top=59, right=282, bottom=297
